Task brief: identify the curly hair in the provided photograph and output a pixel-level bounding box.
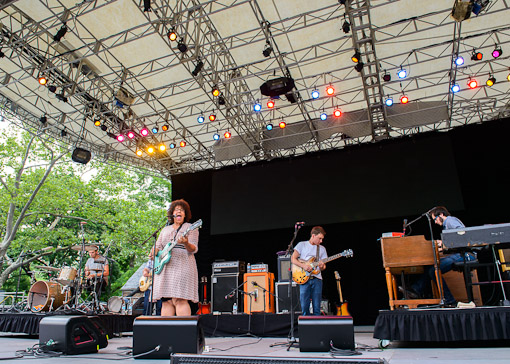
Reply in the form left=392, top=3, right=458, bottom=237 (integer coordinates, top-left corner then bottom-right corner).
left=167, top=199, right=192, bottom=224
left=430, top=206, right=450, bottom=217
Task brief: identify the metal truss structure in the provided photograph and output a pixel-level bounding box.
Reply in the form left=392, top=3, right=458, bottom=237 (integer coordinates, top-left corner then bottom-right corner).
left=1, top=0, right=509, bottom=177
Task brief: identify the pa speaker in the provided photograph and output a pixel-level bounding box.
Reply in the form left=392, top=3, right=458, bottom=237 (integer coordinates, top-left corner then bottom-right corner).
left=133, top=316, right=204, bottom=359
left=211, top=274, right=243, bottom=313
left=298, top=316, right=354, bottom=352
left=38, top=315, right=108, bottom=355
left=260, top=77, right=295, bottom=97
left=71, top=147, right=91, bottom=164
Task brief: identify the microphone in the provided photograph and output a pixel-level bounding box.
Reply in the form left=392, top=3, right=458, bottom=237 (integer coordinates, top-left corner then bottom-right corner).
left=253, top=289, right=258, bottom=301
left=403, top=219, right=408, bottom=235
left=295, top=221, right=305, bottom=227
left=252, top=281, right=258, bottom=287
left=224, top=292, right=235, bottom=300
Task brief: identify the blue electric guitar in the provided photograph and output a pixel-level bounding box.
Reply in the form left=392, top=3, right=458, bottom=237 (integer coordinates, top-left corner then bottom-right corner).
left=154, top=219, right=203, bottom=274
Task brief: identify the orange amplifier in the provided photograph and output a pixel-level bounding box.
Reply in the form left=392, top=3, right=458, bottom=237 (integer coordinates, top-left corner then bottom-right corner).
left=243, top=272, right=275, bottom=314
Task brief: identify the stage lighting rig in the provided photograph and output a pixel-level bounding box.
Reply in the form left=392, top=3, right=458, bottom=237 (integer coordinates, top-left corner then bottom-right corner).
left=263, top=41, right=273, bottom=57
left=53, top=24, right=68, bottom=42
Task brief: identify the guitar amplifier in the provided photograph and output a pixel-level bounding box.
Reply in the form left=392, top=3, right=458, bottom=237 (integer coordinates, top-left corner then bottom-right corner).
left=212, top=261, right=246, bottom=275
left=275, top=281, right=301, bottom=313
left=277, top=254, right=291, bottom=282
left=211, top=273, right=244, bottom=313
left=249, top=264, right=268, bottom=273
left=243, top=272, right=275, bottom=313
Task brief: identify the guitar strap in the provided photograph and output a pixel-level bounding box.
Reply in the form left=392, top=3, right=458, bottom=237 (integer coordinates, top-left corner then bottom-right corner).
left=173, top=223, right=184, bottom=241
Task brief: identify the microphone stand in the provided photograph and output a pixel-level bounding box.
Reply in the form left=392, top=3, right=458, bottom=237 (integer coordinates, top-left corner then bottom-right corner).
left=252, top=282, right=282, bottom=313
left=285, top=223, right=301, bottom=350
left=74, top=222, right=88, bottom=310
left=147, top=221, right=167, bottom=316
left=425, top=213, right=445, bottom=306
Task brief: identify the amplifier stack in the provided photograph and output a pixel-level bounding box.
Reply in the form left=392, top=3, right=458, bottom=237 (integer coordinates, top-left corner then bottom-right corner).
left=211, top=261, right=245, bottom=313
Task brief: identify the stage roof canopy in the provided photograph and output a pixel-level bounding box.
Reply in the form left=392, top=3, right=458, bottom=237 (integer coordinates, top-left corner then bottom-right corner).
left=1, top=0, right=509, bottom=177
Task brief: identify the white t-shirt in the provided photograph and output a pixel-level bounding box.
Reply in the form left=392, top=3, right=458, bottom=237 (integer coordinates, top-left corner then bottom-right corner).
left=294, top=240, right=328, bottom=280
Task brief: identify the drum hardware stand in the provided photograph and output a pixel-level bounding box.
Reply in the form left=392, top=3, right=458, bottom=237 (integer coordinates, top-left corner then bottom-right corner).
left=144, top=221, right=167, bottom=316
left=226, top=282, right=257, bottom=338
left=74, top=221, right=88, bottom=309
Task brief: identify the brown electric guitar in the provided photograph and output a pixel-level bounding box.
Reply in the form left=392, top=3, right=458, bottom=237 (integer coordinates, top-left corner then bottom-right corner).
left=334, top=271, right=350, bottom=316
left=292, top=249, right=353, bottom=284
left=196, top=276, right=211, bottom=315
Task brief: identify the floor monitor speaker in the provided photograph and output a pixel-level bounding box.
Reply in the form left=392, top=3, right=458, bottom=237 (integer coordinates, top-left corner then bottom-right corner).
left=133, top=316, right=204, bottom=359
left=298, top=316, right=354, bottom=352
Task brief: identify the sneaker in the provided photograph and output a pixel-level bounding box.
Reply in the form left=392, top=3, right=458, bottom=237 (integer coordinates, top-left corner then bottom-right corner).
left=398, top=286, right=419, bottom=299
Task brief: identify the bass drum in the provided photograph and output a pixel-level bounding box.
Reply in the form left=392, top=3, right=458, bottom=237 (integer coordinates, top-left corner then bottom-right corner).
left=28, top=281, right=65, bottom=312
left=108, top=296, right=124, bottom=313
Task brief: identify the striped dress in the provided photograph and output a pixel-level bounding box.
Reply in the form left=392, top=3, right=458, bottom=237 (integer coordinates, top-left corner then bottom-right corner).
left=152, top=222, right=199, bottom=303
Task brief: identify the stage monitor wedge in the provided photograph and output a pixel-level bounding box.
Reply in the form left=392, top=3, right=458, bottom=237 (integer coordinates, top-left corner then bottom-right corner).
left=298, top=316, right=355, bottom=352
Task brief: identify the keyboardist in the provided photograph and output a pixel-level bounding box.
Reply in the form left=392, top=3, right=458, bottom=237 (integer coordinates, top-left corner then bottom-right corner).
left=403, top=206, right=476, bottom=306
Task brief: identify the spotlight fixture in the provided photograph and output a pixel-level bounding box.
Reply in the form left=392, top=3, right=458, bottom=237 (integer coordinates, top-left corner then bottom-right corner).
left=218, top=95, right=226, bottom=106
left=169, top=142, right=176, bottom=149
left=486, top=76, right=496, bottom=87
left=266, top=123, right=273, bottom=131
left=53, top=24, right=68, bottom=42
left=100, top=125, right=107, bottom=131
left=48, top=85, right=57, bottom=93
left=320, top=112, right=327, bottom=121
left=454, top=56, right=465, bottom=66
left=94, top=119, right=101, bottom=126
left=326, top=85, right=335, bottom=95
left=38, top=75, right=48, bottom=85
left=253, top=102, right=262, bottom=112
left=158, top=143, right=166, bottom=152
left=212, top=86, right=220, bottom=97
left=382, top=72, right=391, bottom=82
left=507, top=73, right=510, bottom=82
left=197, top=115, right=205, bottom=123
left=177, top=40, right=188, bottom=53
left=140, top=127, right=150, bottom=136
left=333, top=108, right=342, bottom=117
left=60, top=129, right=67, bottom=137
left=342, top=20, right=351, bottom=34
left=224, top=131, right=232, bottom=139
left=161, top=124, right=169, bottom=131
left=143, top=0, right=151, bottom=12
left=152, top=125, right=159, bottom=134
left=40, top=116, right=47, bottom=124
left=471, top=50, right=483, bottom=61
left=385, top=97, right=393, bottom=106
left=213, top=133, right=220, bottom=141
left=354, top=62, right=364, bottom=72
left=180, top=140, right=186, bottom=147
left=492, top=46, right=502, bottom=59
left=191, top=60, right=204, bottom=77
left=168, top=28, right=177, bottom=41
left=351, top=50, right=361, bottom=63
left=262, top=41, right=273, bottom=58
left=56, top=93, right=68, bottom=103
left=267, top=99, right=275, bottom=108
left=136, top=149, right=143, bottom=157
left=400, top=94, right=409, bottom=104
left=467, top=78, right=478, bottom=89
left=209, top=113, right=216, bottom=122
left=127, top=130, right=136, bottom=139
left=279, top=121, right=286, bottom=129
left=116, top=134, right=125, bottom=142
left=451, top=84, right=461, bottom=93
left=311, top=90, right=320, bottom=99
left=0, top=49, right=4, bottom=58
left=397, top=67, right=407, bottom=79
left=147, top=145, right=155, bottom=154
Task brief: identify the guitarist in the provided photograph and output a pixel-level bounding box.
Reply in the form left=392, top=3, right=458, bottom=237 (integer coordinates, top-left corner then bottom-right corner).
left=152, top=199, right=199, bottom=316
left=291, top=226, right=328, bottom=316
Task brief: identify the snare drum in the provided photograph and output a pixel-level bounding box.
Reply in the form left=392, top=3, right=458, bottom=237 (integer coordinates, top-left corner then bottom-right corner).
left=28, top=281, right=65, bottom=312
left=57, top=266, right=77, bottom=286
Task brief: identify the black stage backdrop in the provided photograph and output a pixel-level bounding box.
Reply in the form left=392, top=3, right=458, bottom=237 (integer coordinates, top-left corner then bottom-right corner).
left=172, top=117, right=510, bottom=325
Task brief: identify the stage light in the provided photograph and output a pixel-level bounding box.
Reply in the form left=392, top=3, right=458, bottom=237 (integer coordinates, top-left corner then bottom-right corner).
left=100, top=125, right=107, bottom=131
left=192, top=60, right=204, bottom=76
left=94, top=119, right=101, bottom=126
left=311, top=90, right=320, bottom=99
left=212, top=86, right=220, bottom=97
left=60, top=129, right=67, bottom=137
left=213, top=133, right=220, bottom=141
left=197, top=115, right=205, bottom=123
left=267, top=100, right=275, bottom=108
left=158, top=143, right=166, bottom=152
left=383, top=72, right=391, bottom=82
left=454, top=56, right=465, bottom=66
left=53, top=24, right=68, bottom=42
left=136, top=149, right=143, bottom=157
left=56, top=93, right=68, bottom=103
left=152, top=126, right=159, bottom=134
left=397, top=67, right=407, bottom=79
left=333, top=108, right=342, bottom=117
left=342, top=20, right=350, bottom=34
left=400, top=95, right=409, bottom=104
left=177, top=40, right=187, bottom=53
left=162, top=124, right=169, bottom=131
left=48, top=85, right=57, bottom=93
left=253, top=102, right=262, bottom=112
left=467, top=78, right=478, bottom=89
left=209, top=113, right=216, bottom=122
left=127, top=131, right=136, bottom=139
left=224, top=131, right=231, bottom=139
left=492, top=46, right=502, bottom=59
left=180, top=140, right=186, bottom=147
left=0, top=49, right=4, bottom=58
left=451, top=84, right=461, bottom=93
left=326, top=85, right=335, bottom=95
left=320, top=112, right=327, bottom=121
left=471, top=50, right=483, bottom=61
left=486, top=76, right=496, bottom=87
left=354, top=62, right=364, bottom=73
left=507, top=73, right=510, bottom=82
left=385, top=97, right=393, bottom=106
left=279, top=121, right=286, bottom=129
left=147, top=145, right=155, bottom=154
left=38, top=75, right=48, bottom=85
left=140, top=127, right=149, bottom=136
left=169, top=143, right=176, bottom=149
left=218, top=95, right=226, bottom=105
left=263, top=42, right=273, bottom=57
left=266, top=123, right=273, bottom=131
left=168, top=28, right=177, bottom=41
left=143, top=0, right=151, bottom=12
left=40, top=116, right=47, bottom=124
left=117, top=134, right=125, bottom=142
left=351, top=50, right=360, bottom=63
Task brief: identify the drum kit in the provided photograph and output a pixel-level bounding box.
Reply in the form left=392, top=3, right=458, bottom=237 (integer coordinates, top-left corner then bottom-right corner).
left=27, top=244, right=109, bottom=313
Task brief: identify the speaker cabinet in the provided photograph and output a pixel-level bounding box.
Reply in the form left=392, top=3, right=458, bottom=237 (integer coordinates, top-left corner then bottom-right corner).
left=212, top=274, right=243, bottom=313
left=39, top=315, right=108, bottom=355
left=275, top=281, right=301, bottom=313
left=277, top=255, right=292, bottom=282
left=133, top=316, right=204, bottom=359
left=298, top=316, right=354, bottom=352
left=243, top=272, right=275, bottom=313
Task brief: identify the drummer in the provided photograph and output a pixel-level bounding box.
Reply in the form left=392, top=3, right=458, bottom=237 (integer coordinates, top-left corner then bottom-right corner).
left=84, top=245, right=109, bottom=292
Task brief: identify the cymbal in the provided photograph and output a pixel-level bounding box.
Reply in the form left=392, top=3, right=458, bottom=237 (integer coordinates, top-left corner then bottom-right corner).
left=33, top=265, right=60, bottom=272
left=71, top=244, right=98, bottom=252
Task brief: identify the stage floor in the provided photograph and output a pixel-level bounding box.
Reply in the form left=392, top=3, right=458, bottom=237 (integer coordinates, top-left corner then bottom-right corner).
left=1, top=327, right=510, bottom=364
